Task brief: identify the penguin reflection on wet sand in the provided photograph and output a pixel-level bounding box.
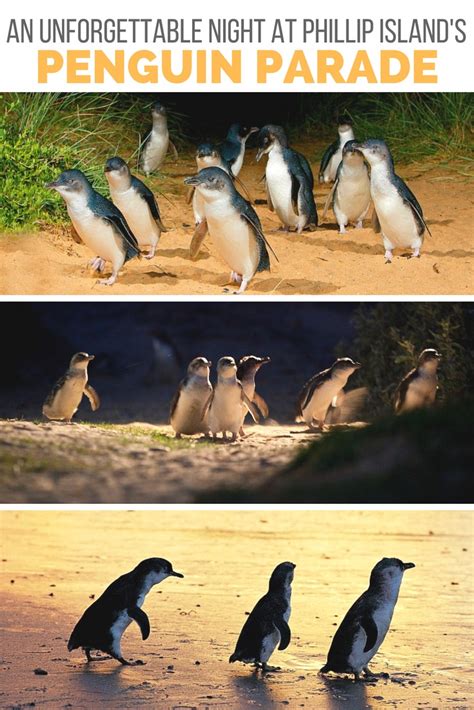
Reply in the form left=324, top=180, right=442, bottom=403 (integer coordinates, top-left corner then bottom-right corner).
left=43, top=352, right=99, bottom=423
left=296, top=357, right=361, bottom=431
left=205, top=356, right=260, bottom=441
left=230, top=562, right=295, bottom=672
left=320, top=558, right=415, bottom=681
left=184, top=168, right=276, bottom=294
left=322, top=140, right=371, bottom=233
left=170, top=357, right=213, bottom=438
left=140, top=101, right=178, bottom=176
left=219, top=124, right=259, bottom=177
left=68, top=558, right=184, bottom=665
left=237, top=355, right=271, bottom=436
left=105, top=157, right=167, bottom=260
left=353, top=139, right=432, bottom=262
left=319, top=117, right=355, bottom=184
left=394, top=348, right=441, bottom=414
left=257, top=125, right=318, bottom=233
left=46, top=169, right=140, bottom=285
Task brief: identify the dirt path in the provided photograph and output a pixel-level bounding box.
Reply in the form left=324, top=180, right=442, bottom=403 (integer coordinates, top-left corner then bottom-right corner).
left=1, top=147, right=472, bottom=296
left=0, top=419, right=322, bottom=503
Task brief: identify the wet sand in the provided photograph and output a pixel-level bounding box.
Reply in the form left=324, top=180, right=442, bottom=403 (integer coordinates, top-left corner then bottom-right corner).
left=0, top=146, right=472, bottom=296
left=0, top=510, right=472, bottom=709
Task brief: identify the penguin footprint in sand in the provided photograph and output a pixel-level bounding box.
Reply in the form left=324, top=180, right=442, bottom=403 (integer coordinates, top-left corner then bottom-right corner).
left=320, top=558, right=415, bottom=681
left=230, top=561, right=295, bottom=672
left=42, top=352, right=99, bottom=423
left=68, top=558, right=184, bottom=666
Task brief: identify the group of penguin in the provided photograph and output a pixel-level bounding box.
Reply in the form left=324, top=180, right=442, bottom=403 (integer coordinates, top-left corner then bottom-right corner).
left=42, top=348, right=442, bottom=431
left=67, top=555, right=415, bottom=682
left=46, top=100, right=432, bottom=292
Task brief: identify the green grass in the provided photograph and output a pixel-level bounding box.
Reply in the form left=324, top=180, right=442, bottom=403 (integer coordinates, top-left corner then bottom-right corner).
left=86, top=422, right=210, bottom=449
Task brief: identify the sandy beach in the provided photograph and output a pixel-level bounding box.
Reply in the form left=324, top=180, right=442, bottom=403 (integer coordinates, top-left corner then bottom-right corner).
left=0, top=510, right=472, bottom=709
left=0, top=145, right=472, bottom=296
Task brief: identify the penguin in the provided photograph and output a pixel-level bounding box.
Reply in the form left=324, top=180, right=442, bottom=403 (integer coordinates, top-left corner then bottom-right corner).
left=205, top=356, right=260, bottom=440
left=105, top=156, right=167, bottom=260
left=320, top=558, right=415, bottom=681
left=170, top=357, right=213, bottom=438
left=46, top=170, right=139, bottom=285
left=394, top=348, right=441, bottom=414
left=187, top=143, right=232, bottom=240
left=42, top=352, right=99, bottom=423
left=296, top=357, right=361, bottom=431
left=319, top=117, right=355, bottom=183
left=184, top=168, right=276, bottom=294
left=322, top=140, right=371, bottom=233
left=68, top=558, right=184, bottom=665
left=219, top=124, right=259, bottom=177
left=256, top=125, right=318, bottom=233
left=229, top=561, right=295, bottom=672
left=140, top=101, right=178, bottom=176
left=237, top=355, right=271, bottom=435
left=352, top=139, right=432, bottom=262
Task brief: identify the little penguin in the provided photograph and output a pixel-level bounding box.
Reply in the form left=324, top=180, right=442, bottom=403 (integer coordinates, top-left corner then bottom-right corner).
left=187, top=144, right=232, bottom=241
left=42, top=352, right=99, bottom=423
left=46, top=169, right=139, bottom=285
left=353, top=139, right=432, bottom=262
left=229, top=561, right=295, bottom=672
left=322, top=140, right=371, bottom=233
left=394, top=348, right=441, bottom=414
left=205, top=356, right=260, bottom=440
left=184, top=168, right=276, bottom=294
left=170, top=357, right=213, bottom=438
left=105, top=156, right=167, bottom=259
left=320, top=557, right=415, bottom=681
left=140, top=101, right=178, bottom=176
left=219, top=124, right=259, bottom=177
left=256, top=125, right=318, bottom=233
left=237, top=355, right=271, bottom=435
left=319, top=117, right=355, bottom=183
left=296, top=357, right=361, bottom=431
left=68, top=558, right=184, bottom=665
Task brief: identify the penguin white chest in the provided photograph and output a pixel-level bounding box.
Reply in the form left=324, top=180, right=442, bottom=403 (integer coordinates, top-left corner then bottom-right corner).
left=205, top=199, right=259, bottom=279
left=326, top=148, right=343, bottom=182
left=172, top=384, right=211, bottom=434
left=335, top=169, right=371, bottom=222
left=45, top=375, right=86, bottom=419
left=403, top=373, right=437, bottom=411
left=266, top=155, right=299, bottom=228
left=303, top=378, right=343, bottom=425
left=67, top=204, right=123, bottom=263
left=371, top=175, right=420, bottom=247
left=142, top=130, right=169, bottom=173
left=111, top=189, right=160, bottom=247
left=231, top=145, right=245, bottom=176
left=209, top=383, right=242, bottom=434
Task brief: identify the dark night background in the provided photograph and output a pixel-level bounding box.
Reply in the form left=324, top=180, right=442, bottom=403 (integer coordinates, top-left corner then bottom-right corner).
left=0, top=302, right=357, bottom=424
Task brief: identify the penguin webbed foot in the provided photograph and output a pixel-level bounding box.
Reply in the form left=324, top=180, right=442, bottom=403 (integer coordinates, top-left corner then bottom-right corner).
left=363, top=666, right=389, bottom=680
left=97, top=273, right=118, bottom=286
left=384, top=249, right=393, bottom=264
left=261, top=662, right=281, bottom=673
left=89, top=256, right=106, bottom=273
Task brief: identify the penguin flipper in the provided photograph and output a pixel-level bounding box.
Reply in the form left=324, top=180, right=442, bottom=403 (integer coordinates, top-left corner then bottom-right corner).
left=103, top=212, right=140, bottom=259
left=84, top=384, right=100, bottom=412
left=185, top=186, right=195, bottom=205
left=322, top=180, right=338, bottom=220
left=275, top=619, right=291, bottom=650
left=393, top=174, right=432, bottom=237
left=168, top=139, right=179, bottom=159
left=319, top=141, right=338, bottom=181
left=201, top=391, right=214, bottom=421
left=394, top=368, right=417, bottom=413
left=361, top=615, right=378, bottom=653
left=253, top=392, right=269, bottom=418
left=169, top=381, right=184, bottom=421
left=241, top=389, right=260, bottom=423
left=189, top=220, right=208, bottom=260
left=297, top=369, right=331, bottom=416
left=128, top=607, right=150, bottom=640
left=240, top=208, right=278, bottom=266
left=233, top=174, right=253, bottom=203
left=132, top=177, right=168, bottom=232
left=43, top=373, right=69, bottom=409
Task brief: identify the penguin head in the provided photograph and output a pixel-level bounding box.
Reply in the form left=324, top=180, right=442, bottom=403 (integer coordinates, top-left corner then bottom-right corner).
left=256, top=125, right=288, bottom=161
left=69, top=352, right=95, bottom=369
left=418, top=348, right=441, bottom=372
left=332, top=357, right=361, bottom=375
left=188, top=356, right=212, bottom=377
left=196, top=143, right=221, bottom=169
left=104, top=156, right=131, bottom=187
left=238, top=355, right=271, bottom=376
left=151, top=101, right=166, bottom=117
left=134, top=557, right=184, bottom=583
left=337, top=115, right=353, bottom=135
left=184, top=167, right=232, bottom=201
left=46, top=169, right=91, bottom=197
left=227, top=123, right=259, bottom=142
left=217, top=356, right=237, bottom=377
left=269, top=561, right=296, bottom=591
left=370, top=558, right=415, bottom=591
left=352, top=139, right=394, bottom=169
left=342, top=140, right=364, bottom=164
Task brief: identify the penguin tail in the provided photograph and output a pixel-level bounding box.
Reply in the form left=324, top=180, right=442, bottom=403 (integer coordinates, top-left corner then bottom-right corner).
left=319, top=663, right=330, bottom=674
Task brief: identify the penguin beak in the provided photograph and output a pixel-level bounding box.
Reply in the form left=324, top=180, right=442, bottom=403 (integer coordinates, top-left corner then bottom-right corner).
left=171, top=570, right=184, bottom=578
left=354, top=362, right=361, bottom=369
left=184, top=175, right=200, bottom=186
left=262, top=356, right=271, bottom=364
left=87, top=355, right=95, bottom=361
left=45, top=180, right=60, bottom=189
left=403, top=562, right=415, bottom=570
left=249, top=127, right=259, bottom=135
left=256, top=148, right=265, bottom=162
